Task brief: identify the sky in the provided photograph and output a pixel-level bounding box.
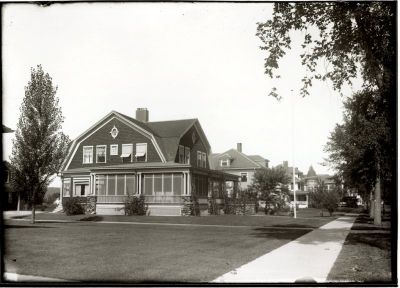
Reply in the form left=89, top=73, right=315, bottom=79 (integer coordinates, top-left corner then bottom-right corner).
left=2, top=3, right=362, bottom=186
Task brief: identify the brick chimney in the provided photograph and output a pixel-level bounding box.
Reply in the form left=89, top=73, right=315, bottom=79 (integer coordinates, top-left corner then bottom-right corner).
left=237, top=143, right=242, bottom=153
left=283, top=161, right=288, bottom=170
left=136, top=108, right=149, bottom=122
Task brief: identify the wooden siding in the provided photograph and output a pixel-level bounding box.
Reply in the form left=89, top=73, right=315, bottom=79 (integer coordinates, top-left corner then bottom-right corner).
left=68, top=116, right=162, bottom=169
left=177, top=125, right=209, bottom=168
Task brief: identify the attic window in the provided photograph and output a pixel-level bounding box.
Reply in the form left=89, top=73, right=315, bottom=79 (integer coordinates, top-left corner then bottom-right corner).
left=121, top=144, right=133, bottom=162
left=178, top=145, right=190, bottom=164
left=220, top=159, right=230, bottom=167
left=135, top=143, right=147, bottom=162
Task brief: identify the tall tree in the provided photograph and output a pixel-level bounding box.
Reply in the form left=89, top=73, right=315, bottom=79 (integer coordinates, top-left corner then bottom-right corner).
left=325, top=89, right=390, bottom=224
left=257, top=2, right=396, bottom=225
left=10, top=65, right=70, bottom=224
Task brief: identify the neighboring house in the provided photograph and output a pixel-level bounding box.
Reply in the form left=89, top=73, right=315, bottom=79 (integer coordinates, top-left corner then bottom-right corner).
left=275, top=161, right=308, bottom=208
left=3, top=161, right=18, bottom=210
left=210, top=143, right=269, bottom=193
left=3, top=125, right=18, bottom=210
left=60, top=108, right=238, bottom=216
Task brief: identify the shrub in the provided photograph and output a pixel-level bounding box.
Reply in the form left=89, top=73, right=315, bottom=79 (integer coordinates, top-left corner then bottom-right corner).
left=124, top=195, right=147, bottom=216
left=64, top=197, right=85, bottom=216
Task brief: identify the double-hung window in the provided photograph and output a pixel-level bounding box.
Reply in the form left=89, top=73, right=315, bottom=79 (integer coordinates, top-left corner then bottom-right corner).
left=83, top=146, right=93, bottom=164
left=197, top=151, right=202, bottom=167
left=121, top=144, right=133, bottom=162
left=240, top=172, right=248, bottom=182
left=135, top=143, right=147, bottom=162
left=96, top=145, right=106, bottom=163
left=185, top=147, right=190, bottom=164
left=201, top=152, right=207, bottom=168
left=178, top=145, right=185, bottom=163
left=110, top=144, right=118, bottom=156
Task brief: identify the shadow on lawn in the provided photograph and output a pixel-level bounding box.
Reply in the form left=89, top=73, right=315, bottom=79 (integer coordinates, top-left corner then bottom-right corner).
left=345, top=232, right=391, bottom=250
left=79, top=216, right=104, bottom=222
left=250, top=227, right=311, bottom=240
left=271, top=223, right=316, bottom=229
left=4, top=224, right=55, bottom=229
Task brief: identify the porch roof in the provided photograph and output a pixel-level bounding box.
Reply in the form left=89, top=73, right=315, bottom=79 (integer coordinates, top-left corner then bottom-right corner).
left=62, top=162, right=190, bottom=174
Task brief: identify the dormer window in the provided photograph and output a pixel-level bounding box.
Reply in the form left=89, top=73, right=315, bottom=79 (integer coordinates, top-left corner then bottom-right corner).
left=220, top=159, right=230, bottom=167
left=135, top=143, right=147, bottom=162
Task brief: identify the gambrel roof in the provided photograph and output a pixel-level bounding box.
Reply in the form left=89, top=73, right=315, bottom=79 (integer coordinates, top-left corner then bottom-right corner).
left=62, top=111, right=211, bottom=171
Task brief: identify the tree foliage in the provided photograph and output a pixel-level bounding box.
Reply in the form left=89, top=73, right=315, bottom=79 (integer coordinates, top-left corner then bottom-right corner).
left=257, top=2, right=395, bottom=98
left=325, top=89, right=391, bottom=201
left=10, top=65, right=70, bottom=222
left=250, top=167, right=289, bottom=209
left=310, top=179, right=340, bottom=216
left=258, top=2, right=395, bottom=224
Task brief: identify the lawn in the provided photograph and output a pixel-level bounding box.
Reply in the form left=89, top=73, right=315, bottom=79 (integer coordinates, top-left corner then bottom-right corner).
left=8, top=208, right=337, bottom=228
left=327, top=212, right=393, bottom=283
left=4, top=209, right=335, bottom=283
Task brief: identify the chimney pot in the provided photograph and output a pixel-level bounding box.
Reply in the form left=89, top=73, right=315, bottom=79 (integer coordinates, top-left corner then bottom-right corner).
left=237, top=143, right=242, bottom=153
left=136, top=108, right=149, bottom=122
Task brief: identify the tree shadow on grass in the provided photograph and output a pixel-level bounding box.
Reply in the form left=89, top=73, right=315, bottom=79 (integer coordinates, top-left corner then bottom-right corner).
left=345, top=232, right=391, bottom=250
left=79, top=216, right=104, bottom=222
left=9, top=215, right=30, bottom=219
left=272, top=223, right=316, bottom=229
left=351, top=226, right=390, bottom=231
left=250, top=227, right=311, bottom=240
left=4, top=224, right=55, bottom=229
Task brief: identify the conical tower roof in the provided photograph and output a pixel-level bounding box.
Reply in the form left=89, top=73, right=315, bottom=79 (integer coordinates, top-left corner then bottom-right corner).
left=307, top=165, right=317, bottom=177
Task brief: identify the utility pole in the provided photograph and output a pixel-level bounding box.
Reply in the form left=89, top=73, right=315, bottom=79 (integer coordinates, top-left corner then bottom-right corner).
left=291, top=89, right=297, bottom=219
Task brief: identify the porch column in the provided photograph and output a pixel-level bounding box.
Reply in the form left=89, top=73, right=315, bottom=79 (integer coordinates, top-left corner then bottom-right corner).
left=187, top=173, right=191, bottom=196
left=70, top=177, right=74, bottom=197
left=92, top=174, right=96, bottom=195
left=183, top=173, right=187, bottom=195
left=137, top=173, right=142, bottom=195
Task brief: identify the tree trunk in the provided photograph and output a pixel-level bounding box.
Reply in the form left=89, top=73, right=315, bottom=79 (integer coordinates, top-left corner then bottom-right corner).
left=369, top=191, right=374, bottom=218
left=374, top=174, right=382, bottom=225
left=31, top=186, right=36, bottom=224
left=17, top=193, right=21, bottom=212
left=31, top=204, right=36, bottom=224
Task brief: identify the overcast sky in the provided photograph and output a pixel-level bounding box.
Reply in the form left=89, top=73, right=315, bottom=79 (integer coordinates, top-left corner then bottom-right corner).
left=2, top=3, right=362, bottom=186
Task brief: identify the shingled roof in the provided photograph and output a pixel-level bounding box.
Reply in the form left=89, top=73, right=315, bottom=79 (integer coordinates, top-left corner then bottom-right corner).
left=63, top=111, right=210, bottom=170
left=210, top=149, right=265, bottom=170
left=117, top=112, right=202, bottom=162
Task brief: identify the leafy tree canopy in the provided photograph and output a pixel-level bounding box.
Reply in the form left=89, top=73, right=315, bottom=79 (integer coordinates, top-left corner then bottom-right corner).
left=250, top=167, right=289, bottom=200
left=325, top=89, right=391, bottom=199
left=257, top=2, right=395, bottom=98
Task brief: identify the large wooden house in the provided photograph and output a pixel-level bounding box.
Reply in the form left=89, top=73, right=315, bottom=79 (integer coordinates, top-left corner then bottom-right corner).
left=60, top=108, right=238, bottom=216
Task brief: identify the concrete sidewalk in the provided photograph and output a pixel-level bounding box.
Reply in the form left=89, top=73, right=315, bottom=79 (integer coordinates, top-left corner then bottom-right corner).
left=213, top=216, right=356, bottom=283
